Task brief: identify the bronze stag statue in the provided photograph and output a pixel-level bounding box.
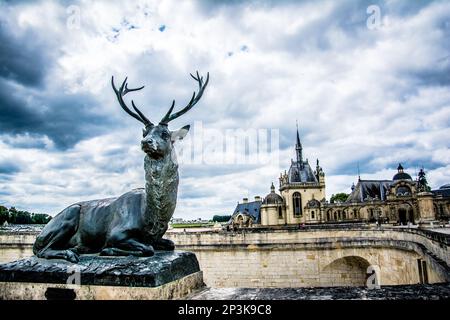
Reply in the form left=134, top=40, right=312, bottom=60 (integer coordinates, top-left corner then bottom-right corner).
left=33, top=71, right=209, bottom=263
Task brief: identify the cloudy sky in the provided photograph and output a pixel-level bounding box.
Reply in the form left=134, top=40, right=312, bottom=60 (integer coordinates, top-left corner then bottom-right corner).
left=0, top=0, right=449, bottom=219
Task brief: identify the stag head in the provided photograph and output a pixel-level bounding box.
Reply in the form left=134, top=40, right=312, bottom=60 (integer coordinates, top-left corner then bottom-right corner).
left=112, top=71, right=209, bottom=158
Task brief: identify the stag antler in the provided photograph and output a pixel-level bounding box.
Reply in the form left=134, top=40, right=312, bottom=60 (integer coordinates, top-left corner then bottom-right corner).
left=111, top=76, right=153, bottom=127
left=160, top=71, right=209, bottom=124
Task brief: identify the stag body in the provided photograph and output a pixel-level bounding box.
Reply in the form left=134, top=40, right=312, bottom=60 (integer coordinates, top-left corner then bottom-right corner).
left=33, top=72, right=209, bottom=263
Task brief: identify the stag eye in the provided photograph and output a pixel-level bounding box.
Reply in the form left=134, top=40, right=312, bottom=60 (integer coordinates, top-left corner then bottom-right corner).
left=161, top=132, right=170, bottom=140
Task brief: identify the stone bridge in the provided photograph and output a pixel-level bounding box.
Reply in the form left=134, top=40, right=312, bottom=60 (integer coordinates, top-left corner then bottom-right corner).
left=165, top=227, right=450, bottom=288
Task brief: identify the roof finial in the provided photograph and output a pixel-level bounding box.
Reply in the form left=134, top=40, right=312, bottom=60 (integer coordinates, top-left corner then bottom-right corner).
left=270, top=182, right=275, bottom=193
left=357, top=162, right=361, bottom=181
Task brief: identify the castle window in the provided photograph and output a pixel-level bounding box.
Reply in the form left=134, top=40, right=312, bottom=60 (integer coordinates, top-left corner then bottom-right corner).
left=311, top=211, right=315, bottom=219
left=293, top=192, right=302, bottom=217
left=278, top=206, right=283, bottom=219
left=396, top=186, right=411, bottom=196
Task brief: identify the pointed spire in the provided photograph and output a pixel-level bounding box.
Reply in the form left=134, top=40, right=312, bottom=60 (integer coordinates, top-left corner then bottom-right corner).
left=295, top=121, right=303, bottom=169
left=270, top=182, right=275, bottom=193
left=357, top=162, right=361, bottom=181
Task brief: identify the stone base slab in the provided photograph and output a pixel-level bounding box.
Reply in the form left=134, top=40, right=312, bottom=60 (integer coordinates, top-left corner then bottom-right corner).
left=0, top=271, right=203, bottom=300
left=0, top=250, right=205, bottom=299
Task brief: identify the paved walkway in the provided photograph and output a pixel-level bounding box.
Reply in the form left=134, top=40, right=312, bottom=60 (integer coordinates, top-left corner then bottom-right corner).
left=190, top=283, right=450, bottom=300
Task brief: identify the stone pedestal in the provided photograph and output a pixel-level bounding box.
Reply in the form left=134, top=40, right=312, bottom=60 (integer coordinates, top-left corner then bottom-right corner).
left=0, top=251, right=204, bottom=300
left=417, top=192, right=438, bottom=228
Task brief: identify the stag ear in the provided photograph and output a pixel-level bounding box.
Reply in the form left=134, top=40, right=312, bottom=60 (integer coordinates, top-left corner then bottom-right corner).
left=171, top=125, right=190, bottom=142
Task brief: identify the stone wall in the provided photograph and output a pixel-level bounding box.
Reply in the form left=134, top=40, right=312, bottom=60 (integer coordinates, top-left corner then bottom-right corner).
left=181, top=243, right=438, bottom=288
left=0, top=233, right=35, bottom=264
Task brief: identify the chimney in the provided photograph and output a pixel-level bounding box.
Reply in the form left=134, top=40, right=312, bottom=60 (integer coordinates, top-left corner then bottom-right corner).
left=242, top=198, right=248, bottom=204
left=254, top=196, right=261, bottom=202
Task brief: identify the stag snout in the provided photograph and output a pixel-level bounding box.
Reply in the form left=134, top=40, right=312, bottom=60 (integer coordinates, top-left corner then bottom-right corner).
left=141, top=136, right=160, bottom=156
left=140, top=126, right=172, bottom=158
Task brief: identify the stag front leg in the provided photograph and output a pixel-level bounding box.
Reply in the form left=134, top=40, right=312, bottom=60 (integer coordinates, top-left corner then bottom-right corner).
left=100, top=236, right=154, bottom=257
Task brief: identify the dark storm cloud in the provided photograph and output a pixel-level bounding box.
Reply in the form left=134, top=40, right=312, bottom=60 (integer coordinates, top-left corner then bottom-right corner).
left=0, top=20, right=50, bottom=87
left=0, top=78, right=114, bottom=149
left=0, top=159, right=21, bottom=174
left=0, top=10, right=119, bottom=150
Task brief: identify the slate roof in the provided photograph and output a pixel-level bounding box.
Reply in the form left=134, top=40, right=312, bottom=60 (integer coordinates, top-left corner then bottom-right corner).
left=231, top=200, right=261, bottom=223
left=346, top=180, right=392, bottom=203
left=432, top=184, right=450, bottom=198
left=288, top=161, right=318, bottom=183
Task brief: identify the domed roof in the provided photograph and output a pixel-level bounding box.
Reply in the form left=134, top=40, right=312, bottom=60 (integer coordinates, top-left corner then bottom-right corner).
left=263, top=182, right=284, bottom=205
left=393, top=172, right=412, bottom=180
left=440, top=184, right=450, bottom=189
left=393, top=163, right=412, bottom=181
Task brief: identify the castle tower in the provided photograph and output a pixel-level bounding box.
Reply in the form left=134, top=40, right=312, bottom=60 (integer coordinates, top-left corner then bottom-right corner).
left=279, top=127, right=326, bottom=225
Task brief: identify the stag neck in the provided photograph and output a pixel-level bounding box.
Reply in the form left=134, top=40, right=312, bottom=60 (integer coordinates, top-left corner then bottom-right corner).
left=143, top=150, right=179, bottom=232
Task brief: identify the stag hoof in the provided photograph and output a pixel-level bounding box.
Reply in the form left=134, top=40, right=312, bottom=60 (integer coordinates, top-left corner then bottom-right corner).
left=65, top=250, right=80, bottom=263
left=153, top=238, right=175, bottom=251
left=141, top=245, right=155, bottom=256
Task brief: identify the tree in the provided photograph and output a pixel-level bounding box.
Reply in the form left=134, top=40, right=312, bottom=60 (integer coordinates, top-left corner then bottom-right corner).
left=31, top=213, right=52, bottom=224
left=1, top=206, right=52, bottom=224
left=418, top=168, right=431, bottom=192
left=330, top=193, right=349, bottom=204
left=212, top=215, right=231, bottom=222
left=8, top=207, right=18, bottom=224
left=0, top=205, right=9, bottom=225
left=14, top=210, right=32, bottom=224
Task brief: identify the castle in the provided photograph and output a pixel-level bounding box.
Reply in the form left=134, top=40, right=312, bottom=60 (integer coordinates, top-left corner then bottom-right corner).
left=229, top=128, right=450, bottom=228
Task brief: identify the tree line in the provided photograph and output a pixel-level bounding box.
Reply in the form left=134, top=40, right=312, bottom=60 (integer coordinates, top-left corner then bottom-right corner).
left=212, top=215, right=231, bottom=222
left=0, top=206, right=52, bottom=225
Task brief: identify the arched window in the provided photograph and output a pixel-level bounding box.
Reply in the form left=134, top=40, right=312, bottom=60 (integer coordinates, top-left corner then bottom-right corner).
left=343, top=211, right=346, bottom=219
left=311, top=211, right=315, bottom=219
left=293, top=192, right=302, bottom=217
left=327, top=211, right=331, bottom=220
left=278, top=206, right=283, bottom=219
left=334, top=212, right=337, bottom=220
left=396, top=186, right=411, bottom=196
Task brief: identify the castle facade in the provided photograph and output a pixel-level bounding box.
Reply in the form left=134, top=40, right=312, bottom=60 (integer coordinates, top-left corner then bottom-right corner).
left=229, top=128, right=450, bottom=228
